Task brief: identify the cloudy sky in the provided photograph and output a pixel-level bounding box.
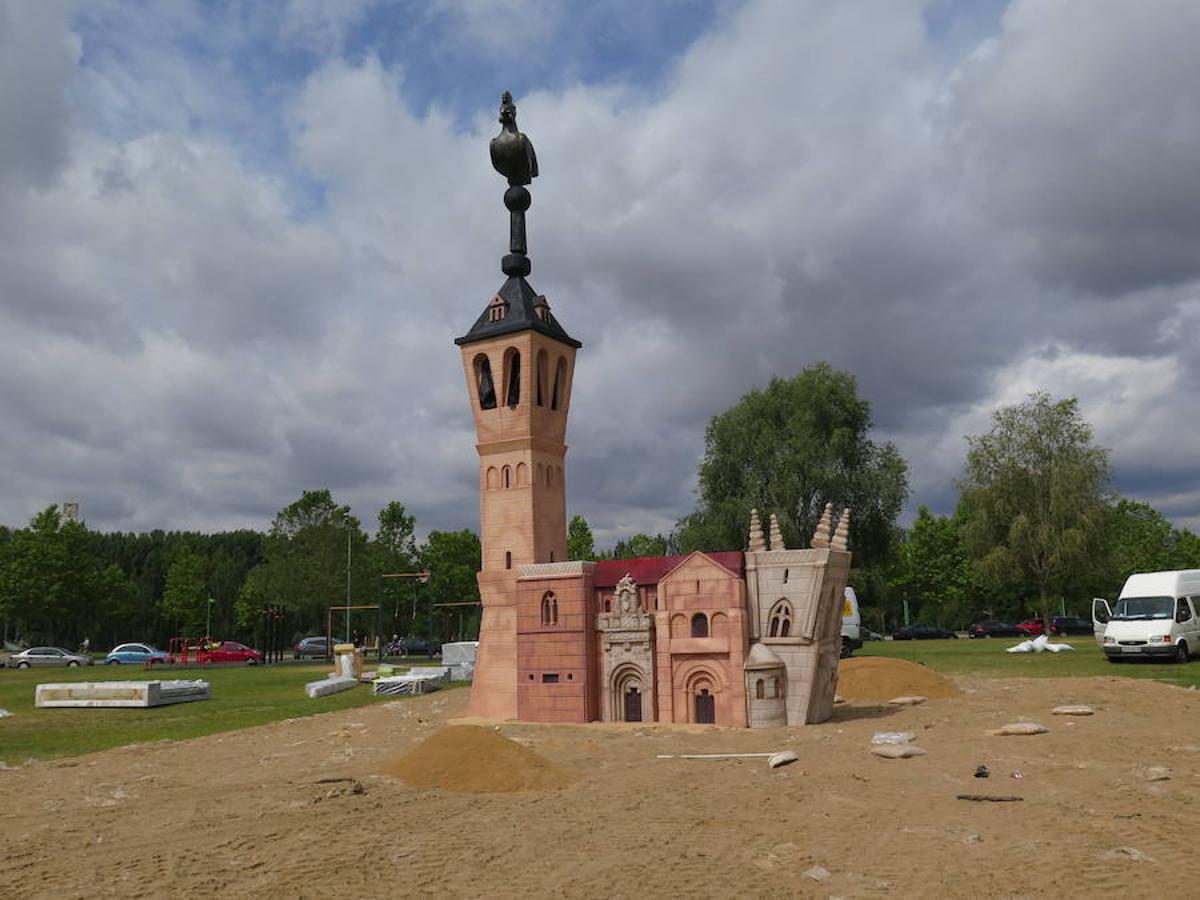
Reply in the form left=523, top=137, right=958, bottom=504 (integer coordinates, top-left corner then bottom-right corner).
left=2, top=0, right=1199, bottom=547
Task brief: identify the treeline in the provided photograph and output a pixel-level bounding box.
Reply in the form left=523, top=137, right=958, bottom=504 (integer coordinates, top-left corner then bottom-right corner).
left=566, top=372, right=1200, bottom=633
left=0, top=490, right=480, bottom=651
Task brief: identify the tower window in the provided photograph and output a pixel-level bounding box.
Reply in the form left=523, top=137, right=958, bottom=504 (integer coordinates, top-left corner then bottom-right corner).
left=691, top=613, right=708, bottom=638
left=768, top=600, right=793, bottom=638
left=756, top=678, right=765, bottom=700
left=505, top=551, right=512, bottom=570
left=502, top=466, right=511, bottom=488
left=551, top=357, right=566, bottom=410
left=536, top=349, right=548, bottom=407
left=474, top=355, right=496, bottom=410
left=487, top=295, right=508, bottom=322
left=504, top=349, right=521, bottom=408
left=541, top=591, right=558, bottom=626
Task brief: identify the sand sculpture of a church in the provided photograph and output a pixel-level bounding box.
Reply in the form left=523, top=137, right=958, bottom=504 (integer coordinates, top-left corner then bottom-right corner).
left=455, top=93, right=852, bottom=726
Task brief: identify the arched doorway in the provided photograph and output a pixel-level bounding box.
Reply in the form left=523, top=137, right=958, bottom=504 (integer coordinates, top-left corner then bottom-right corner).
left=695, top=688, right=715, bottom=724
left=624, top=686, right=642, bottom=722
left=612, top=664, right=648, bottom=723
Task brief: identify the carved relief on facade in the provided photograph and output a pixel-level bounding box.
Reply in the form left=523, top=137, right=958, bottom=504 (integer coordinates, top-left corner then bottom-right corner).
left=596, top=574, right=655, bottom=722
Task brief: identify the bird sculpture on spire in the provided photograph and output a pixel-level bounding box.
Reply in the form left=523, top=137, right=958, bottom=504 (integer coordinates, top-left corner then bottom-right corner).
left=490, top=91, right=538, bottom=186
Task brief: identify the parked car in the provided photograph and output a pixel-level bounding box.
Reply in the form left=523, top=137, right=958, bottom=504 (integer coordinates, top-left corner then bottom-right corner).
left=403, top=638, right=441, bottom=657
left=7, top=646, right=94, bottom=669
left=892, top=623, right=958, bottom=640
left=294, top=636, right=330, bottom=659
left=1050, top=615, right=1093, bottom=636
left=203, top=641, right=262, bottom=665
left=105, top=643, right=171, bottom=665
left=968, top=621, right=1024, bottom=638
left=863, top=628, right=884, bottom=641
left=1015, top=618, right=1046, bottom=636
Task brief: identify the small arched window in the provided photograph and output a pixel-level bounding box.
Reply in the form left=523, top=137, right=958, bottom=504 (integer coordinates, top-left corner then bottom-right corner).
left=474, top=354, right=496, bottom=410
left=755, top=678, right=765, bottom=700
left=541, top=592, right=558, bottom=626
left=486, top=467, right=498, bottom=490
left=502, top=466, right=511, bottom=489
left=536, top=349, right=548, bottom=407
left=504, top=349, right=521, bottom=409
left=783, top=569, right=789, bottom=584
left=505, top=551, right=512, bottom=570
left=773, top=677, right=783, bottom=699
left=768, top=600, right=793, bottom=638
left=604, top=598, right=611, bottom=612
left=516, top=463, right=527, bottom=486
left=551, top=357, right=566, bottom=410
left=691, top=613, right=708, bottom=638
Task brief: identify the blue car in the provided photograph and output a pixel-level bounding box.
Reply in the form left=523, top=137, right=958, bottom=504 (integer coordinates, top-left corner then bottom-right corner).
left=105, top=642, right=171, bottom=665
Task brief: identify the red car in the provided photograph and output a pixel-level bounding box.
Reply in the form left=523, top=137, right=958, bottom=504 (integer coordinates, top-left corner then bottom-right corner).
left=1015, top=618, right=1045, bottom=636
left=206, top=641, right=263, bottom=665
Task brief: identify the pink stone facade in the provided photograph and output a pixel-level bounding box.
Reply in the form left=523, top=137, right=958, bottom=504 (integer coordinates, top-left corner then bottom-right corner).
left=457, top=237, right=851, bottom=728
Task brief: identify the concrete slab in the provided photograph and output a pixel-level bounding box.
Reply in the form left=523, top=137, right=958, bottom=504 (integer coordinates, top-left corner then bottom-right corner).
left=304, top=676, right=359, bottom=699
left=35, top=680, right=210, bottom=708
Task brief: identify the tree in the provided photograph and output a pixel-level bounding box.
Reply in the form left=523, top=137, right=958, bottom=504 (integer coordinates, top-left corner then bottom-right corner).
left=958, top=393, right=1111, bottom=633
left=675, top=363, right=909, bottom=571
left=890, top=506, right=973, bottom=628
left=254, top=489, right=371, bottom=633
left=566, top=515, right=595, bottom=561
left=161, top=547, right=208, bottom=635
left=372, top=501, right=418, bottom=621
left=418, top=530, right=481, bottom=643
left=607, top=533, right=670, bottom=560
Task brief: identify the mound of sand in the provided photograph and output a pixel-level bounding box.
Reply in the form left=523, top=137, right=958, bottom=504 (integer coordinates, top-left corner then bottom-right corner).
left=376, top=725, right=576, bottom=793
left=837, top=657, right=959, bottom=702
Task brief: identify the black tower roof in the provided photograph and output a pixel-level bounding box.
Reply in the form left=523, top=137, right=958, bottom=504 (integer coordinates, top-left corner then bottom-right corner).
left=454, top=276, right=581, bottom=348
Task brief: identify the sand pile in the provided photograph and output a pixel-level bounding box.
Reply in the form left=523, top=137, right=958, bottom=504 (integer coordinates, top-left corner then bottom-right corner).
left=837, top=657, right=959, bottom=701
left=376, top=725, right=576, bottom=793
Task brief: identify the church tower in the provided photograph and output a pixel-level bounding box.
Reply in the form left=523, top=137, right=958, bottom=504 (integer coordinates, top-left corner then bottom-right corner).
left=457, top=92, right=581, bottom=719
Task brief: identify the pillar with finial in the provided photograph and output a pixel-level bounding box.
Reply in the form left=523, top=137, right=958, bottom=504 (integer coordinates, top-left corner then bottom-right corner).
left=768, top=513, right=785, bottom=551
left=831, top=508, right=851, bottom=551
left=748, top=508, right=766, bottom=552
left=812, top=502, right=833, bottom=548
left=489, top=91, right=539, bottom=278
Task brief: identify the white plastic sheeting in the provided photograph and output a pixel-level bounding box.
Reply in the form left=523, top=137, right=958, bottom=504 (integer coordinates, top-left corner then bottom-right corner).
left=1006, top=634, right=1074, bottom=653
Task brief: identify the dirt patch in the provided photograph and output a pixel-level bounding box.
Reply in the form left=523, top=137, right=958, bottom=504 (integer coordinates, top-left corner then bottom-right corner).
left=837, top=656, right=960, bottom=701
left=375, top=724, right=576, bottom=792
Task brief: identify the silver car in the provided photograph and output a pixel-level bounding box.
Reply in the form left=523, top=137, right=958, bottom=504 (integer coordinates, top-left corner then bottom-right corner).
left=7, top=646, right=94, bottom=669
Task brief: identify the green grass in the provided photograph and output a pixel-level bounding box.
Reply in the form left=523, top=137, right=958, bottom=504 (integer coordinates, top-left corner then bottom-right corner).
left=0, top=662, right=463, bottom=765
left=859, top=636, right=1200, bottom=688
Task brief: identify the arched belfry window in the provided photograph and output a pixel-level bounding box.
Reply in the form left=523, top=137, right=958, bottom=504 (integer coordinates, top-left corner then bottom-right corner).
left=536, top=350, right=548, bottom=408
left=768, top=600, right=793, bottom=638
left=691, top=613, right=708, bottom=638
left=541, top=591, right=558, bottom=626
left=474, top=355, right=496, bottom=410
left=504, top=349, right=521, bottom=409
left=551, top=357, right=566, bottom=410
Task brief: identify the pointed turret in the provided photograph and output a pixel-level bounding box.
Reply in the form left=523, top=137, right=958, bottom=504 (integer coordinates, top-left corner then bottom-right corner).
left=768, top=513, right=785, bottom=551
left=831, top=508, right=851, bottom=551
left=748, top=508, right=766, bottom=552
left=812, top=502, right=833, bottom=548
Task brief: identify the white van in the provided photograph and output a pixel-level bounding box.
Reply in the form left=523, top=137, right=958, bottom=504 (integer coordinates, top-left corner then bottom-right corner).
left=1092, top=570, right=1200, bottom=663
left=841, top=586, right=862, bottom=658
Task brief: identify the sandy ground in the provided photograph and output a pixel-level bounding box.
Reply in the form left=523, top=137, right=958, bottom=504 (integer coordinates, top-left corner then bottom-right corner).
left=2, top=675, right=1199, bottom=898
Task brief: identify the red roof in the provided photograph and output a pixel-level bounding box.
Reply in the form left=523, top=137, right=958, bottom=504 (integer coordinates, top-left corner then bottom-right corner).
left=594, top=551, right=744, bottom=588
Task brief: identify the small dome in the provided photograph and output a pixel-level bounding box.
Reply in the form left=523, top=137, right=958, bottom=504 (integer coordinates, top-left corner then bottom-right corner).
left=744, top=642, right=785, bottom=671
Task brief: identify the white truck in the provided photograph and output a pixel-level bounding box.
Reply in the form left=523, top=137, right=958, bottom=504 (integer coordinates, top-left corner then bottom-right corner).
left=1092, top=570, right=1200, bottom=663
left=841, top=586, right=862, bottom=658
